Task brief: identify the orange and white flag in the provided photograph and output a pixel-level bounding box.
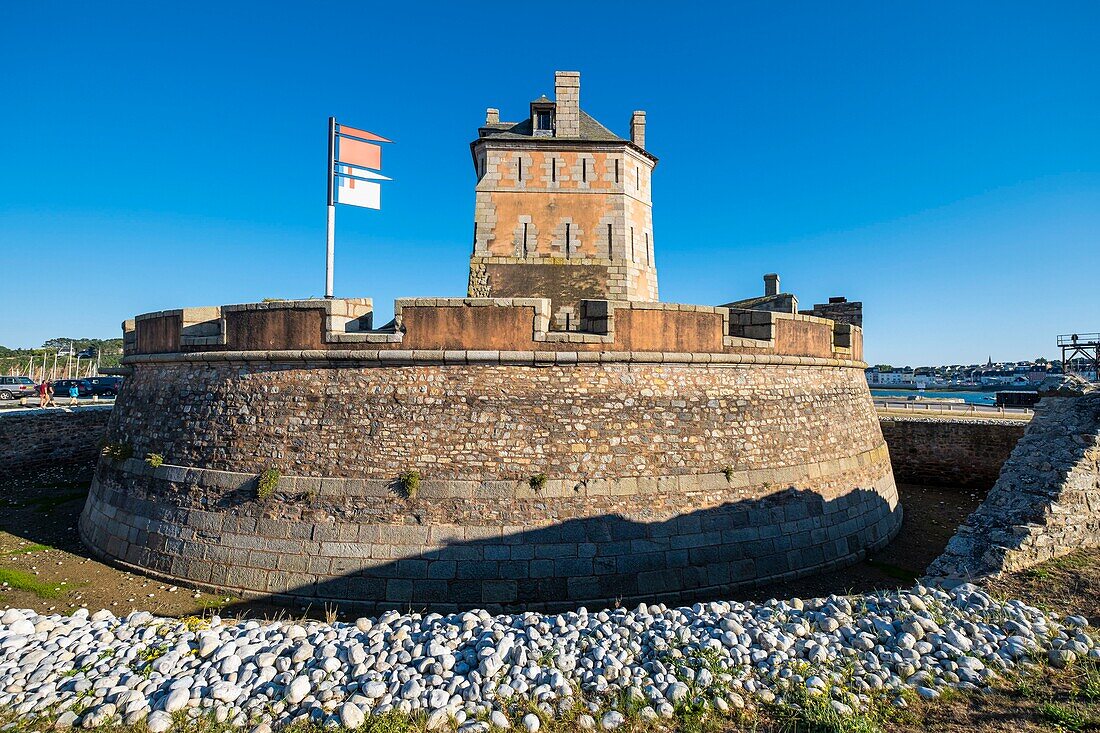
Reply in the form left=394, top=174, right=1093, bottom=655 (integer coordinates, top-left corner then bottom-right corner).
left=332, top=122, right=392, bottom=210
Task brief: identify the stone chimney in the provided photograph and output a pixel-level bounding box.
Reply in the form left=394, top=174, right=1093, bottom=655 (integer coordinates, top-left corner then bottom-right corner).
left=554, top=71, right=580, bottom=137
left=764, top=273, right=780, bottom=296
left=630, top=111, right=646, bottom=149
left=485, top=108, right=499, bottom=125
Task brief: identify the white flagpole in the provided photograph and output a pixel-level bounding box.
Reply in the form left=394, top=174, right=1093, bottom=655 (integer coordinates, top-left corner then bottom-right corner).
left=325, top=116, right=336, bottom=299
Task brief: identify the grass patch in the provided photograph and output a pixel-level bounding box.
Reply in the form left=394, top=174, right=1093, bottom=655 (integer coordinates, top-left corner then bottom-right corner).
left=2, top=543, right=53, bottom=555
left=1038, top=701, right=1096, bottom=731
left=0, top=566, right=69, bottom=598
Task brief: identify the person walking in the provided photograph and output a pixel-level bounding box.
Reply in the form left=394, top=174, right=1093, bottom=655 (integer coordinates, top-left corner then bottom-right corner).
left=68, top=381, right=80, bottom=405
left=38, top=380, right=54, bottom=408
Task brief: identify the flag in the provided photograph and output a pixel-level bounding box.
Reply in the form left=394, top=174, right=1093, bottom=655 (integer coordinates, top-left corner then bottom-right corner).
left=335, top=165, right=391, bottom=210
left=331, top=120, right=391, bottom=210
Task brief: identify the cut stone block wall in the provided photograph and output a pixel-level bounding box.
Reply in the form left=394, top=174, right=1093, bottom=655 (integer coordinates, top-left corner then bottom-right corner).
left=927, top=392, right=1100, bottom=581
left=878, top=416, right=1027, bottom=490
left=0, top=406, right=112, bottom=472
left=80, top=356, right=899, bottom=612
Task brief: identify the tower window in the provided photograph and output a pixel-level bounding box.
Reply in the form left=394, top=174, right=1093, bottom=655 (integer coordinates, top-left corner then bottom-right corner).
left=552, top=158, right=557, bottom=182
left=565, top=223, right=571, bottom=258
left=582, top=158, right=587, bottom=183
left=536, top=111, right=553, bottom=131
left=614, top=159, right=620, bottom=183
left=522, top=223, right=529, bottom=257
left=636, top=167, right=640, bottom=190
left=518, top=157, right=523, bottom=181
left=607, top=223, right=612, bottom=256
left=630, top=227, right=635, bottom=260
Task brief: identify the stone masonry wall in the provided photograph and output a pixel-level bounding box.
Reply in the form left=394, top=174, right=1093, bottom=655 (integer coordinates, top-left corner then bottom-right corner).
left=103, top=361, right=883, bottom=480
left=0, top=406, right=112, bottom=472
left=80, top=358, right=899, bottom=612
left=927, top=392, right=1100, bottom=581
left=878, top=416, right=1027, bottom=490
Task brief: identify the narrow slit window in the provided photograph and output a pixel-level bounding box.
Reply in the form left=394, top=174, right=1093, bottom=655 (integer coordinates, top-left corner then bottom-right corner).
left=565, top=223, right=571, bottom=257
left=614, top=159, right=620, bottom=183
left=552, top=158, right=557, bottom=182
left=630, top=227, right=635, bottom=260
left=522, top=223, right=528, bottom=257
left=607, top=224, right=612, bottom=256
left=582, top=158, right=587, bottom=183
left=646, top=232, right=651, bottom=265
left=518, top=157, right=523, bottom=181
left=636, top=167, right=640, bottom=190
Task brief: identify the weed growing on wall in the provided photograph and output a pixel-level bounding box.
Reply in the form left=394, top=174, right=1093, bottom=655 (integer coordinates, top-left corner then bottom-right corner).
left=145, top=453, right=164, bottom=468
left=529, top=473, right=548, bottom=491
left=399, top=470, right=421, bottom=499
left=257, top=467, right=280, bottom=501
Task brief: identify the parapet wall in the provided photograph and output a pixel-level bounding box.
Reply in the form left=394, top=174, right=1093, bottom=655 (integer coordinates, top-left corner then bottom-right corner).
left=878, top=416, right=1027, bottom=490
left=123, top=297, right=861, bottom=362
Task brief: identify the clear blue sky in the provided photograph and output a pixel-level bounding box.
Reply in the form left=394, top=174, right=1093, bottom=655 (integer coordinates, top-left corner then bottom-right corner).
left=2, top=2, right=1097, bottom=365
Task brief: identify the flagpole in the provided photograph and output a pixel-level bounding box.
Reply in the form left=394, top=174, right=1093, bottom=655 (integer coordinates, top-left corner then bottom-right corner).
left=325, top=116, right=336, bottom=299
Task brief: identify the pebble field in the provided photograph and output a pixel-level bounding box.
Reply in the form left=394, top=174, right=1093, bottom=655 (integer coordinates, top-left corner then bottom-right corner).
left=0, top=583, right=1095, bottom=731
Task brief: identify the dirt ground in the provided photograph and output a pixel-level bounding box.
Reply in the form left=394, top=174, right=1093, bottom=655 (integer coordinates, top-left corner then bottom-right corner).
left=0, top=462, right=984, bottom=620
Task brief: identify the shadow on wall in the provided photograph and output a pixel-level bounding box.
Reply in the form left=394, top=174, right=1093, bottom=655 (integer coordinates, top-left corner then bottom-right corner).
left=92, top=484, right=908, bottom=618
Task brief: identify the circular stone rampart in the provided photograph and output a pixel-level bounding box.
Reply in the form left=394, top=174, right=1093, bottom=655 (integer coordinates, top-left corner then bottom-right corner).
left=81, top=358, right=899, bottom=613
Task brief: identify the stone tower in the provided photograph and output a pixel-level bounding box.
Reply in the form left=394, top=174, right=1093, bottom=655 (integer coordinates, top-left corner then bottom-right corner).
left=468, top=71, right=658, bottom=329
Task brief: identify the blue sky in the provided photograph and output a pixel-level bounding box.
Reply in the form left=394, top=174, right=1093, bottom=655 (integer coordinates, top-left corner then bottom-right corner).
left=1, top=2, right=1097, bottom=365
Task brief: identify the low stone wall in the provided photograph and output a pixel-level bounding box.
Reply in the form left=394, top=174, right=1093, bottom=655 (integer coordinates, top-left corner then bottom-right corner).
left=0, top=406, right=112, bottom=472
left=927, top=392, right=1100, bottom=581
left=878, top=416, right=1027, bottom=490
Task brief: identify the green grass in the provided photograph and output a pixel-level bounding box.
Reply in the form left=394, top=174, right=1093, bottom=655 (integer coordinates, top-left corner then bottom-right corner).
left=2, top=543, right=53, bottom=555
left=0, top=566, right=69, bottom=598
left=1038, top=701, right=1095, bottom=731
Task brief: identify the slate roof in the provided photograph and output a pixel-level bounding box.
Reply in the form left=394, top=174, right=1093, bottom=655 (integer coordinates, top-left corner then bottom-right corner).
left=480, top=110, right=626, bottom=143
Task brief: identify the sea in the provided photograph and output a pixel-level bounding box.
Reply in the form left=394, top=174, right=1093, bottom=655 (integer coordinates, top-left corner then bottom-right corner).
left=869, top=389, right=1000, bottom=405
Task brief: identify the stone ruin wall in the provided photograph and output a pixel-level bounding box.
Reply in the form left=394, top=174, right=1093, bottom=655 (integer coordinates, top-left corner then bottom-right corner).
left=878, top=416, right=1027, bottom=490
left=78, top=297, right=897, bottom=612
left=0, top=406, right=111, bottom=473
left=928, top=391, right=1100, bottom=581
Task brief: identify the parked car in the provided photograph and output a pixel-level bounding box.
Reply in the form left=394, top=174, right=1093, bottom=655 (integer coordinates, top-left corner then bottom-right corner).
left=77, top=347, right=98, bottom=359
left=85, top=376, right=123, bottom=397
left=52, top=379, right=93, bottom=397
left=0, top=376, right=37, bottom=400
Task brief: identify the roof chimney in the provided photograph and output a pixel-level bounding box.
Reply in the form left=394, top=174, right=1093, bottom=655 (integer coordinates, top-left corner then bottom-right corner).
left=485, top=108, right=499, bottom=125
left=554, top=71, right=580, bottom=137
left=764, top=273, right=780, bottom=297
left=630, top=111, right=646, bottom=149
